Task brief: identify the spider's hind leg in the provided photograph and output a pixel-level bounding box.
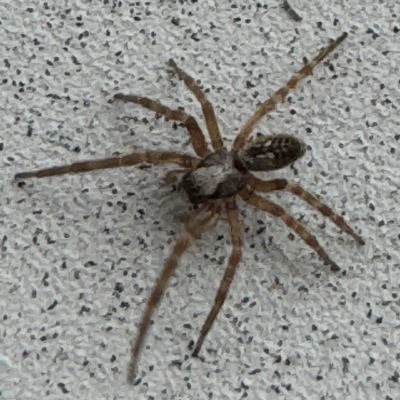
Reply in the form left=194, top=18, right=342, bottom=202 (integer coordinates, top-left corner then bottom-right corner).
left=240, top=188, right=341, bottom=271
left=233, top=32, right=348, bottom=150
left=284, top=182, right=364, bottom=245
left=247, top=175, right=364, bottom=245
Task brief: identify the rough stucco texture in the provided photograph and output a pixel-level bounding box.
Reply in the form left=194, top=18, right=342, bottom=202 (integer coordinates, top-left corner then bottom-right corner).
left=1, top=0, right=400, bottom=399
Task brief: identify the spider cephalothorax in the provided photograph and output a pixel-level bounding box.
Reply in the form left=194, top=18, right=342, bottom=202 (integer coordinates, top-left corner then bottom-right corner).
left=182, top=149, right=249, bottom=204
left=182, top=135, right=306, bottom=204
left=15, top=32, right=364, bottom=384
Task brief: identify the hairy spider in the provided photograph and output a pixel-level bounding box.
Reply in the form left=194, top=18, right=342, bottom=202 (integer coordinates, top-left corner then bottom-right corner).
left=15, top=32, right=364, bottom=384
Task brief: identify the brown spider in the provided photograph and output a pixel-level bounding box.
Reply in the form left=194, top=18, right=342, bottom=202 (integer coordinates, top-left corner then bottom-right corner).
left=15, top=32, right=364, bottom=384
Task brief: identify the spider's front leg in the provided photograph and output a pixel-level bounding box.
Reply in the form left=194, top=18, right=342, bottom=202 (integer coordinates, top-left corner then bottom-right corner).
left=192, top=200, right=243, bottom=357
left=15, top=151, right=199, bottom=180
left=127, top=205, right=221, bottom=384
left=247, top=175, right=364, bottom=245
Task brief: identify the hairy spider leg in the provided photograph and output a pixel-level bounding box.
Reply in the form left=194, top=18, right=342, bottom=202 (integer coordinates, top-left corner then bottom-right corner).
left=15, top=151, right=197, bottom=179
left=127, top=206, right=221, bottom=385
left=169, top=59, right=224, bottom=151
left=233, top=32, right=348, bottom=150
left=173, top=203, right=209, bottom=225
left=247, top=175, right=364, bottom=245
left=240, top=189, right=340, bottom=271
left=164, top=169, right=189, bottom=184
left=114, top=94, right=209, bottom=158
left=192, top=200, right=243, bottom=357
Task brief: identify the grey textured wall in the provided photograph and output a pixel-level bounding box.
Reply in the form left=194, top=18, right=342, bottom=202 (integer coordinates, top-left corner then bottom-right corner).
left=2, top=1, right=399, bottom=399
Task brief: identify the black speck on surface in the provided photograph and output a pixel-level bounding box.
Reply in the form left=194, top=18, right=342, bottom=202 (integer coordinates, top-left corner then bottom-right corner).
left=171, top=17, right=180, bottom=26
left=57, top=383, right=69, bottom=394
left=114, top=282, right=124, bottom=293
left=249, top=368, right=262, bottom=375
left=389, top=371, right=399, bottom=383
left=71, top=55, right=81, bottom=65
left=42, top=272, right=50, bottom=286
left=120, top=301, right=129, bottom=309
left=47, top=300, right=58, bottom=310
left=79, top=306, right=91, bottom=314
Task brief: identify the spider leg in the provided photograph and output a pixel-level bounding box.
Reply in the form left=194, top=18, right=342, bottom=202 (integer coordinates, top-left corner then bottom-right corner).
left=174, top=203, right=208, bottom=225
left=127, top=206, right=220, bottom=385
left=240, top=189, right=340, bottom=271
left=114, top=94, right=209, bottom=158
left=164, top=169, right=188, bottom=184
left=168, top=59, right=224, bottom=151
left=233, top=32, right=348, bottom=150
left=15, top=151, right=198, bottom=179
left=192, top=200, right=243, bottom=357
left=247, top=175, right=364, bottom=245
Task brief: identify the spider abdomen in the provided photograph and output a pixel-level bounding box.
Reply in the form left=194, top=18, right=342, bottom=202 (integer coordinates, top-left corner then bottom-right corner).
left=238, top=134, right=306, bottom=171
left=182, top=150, right=248, bottom=204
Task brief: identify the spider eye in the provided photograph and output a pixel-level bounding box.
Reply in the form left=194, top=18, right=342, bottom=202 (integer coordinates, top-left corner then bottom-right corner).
left=238, top=134, right=306, bottom=171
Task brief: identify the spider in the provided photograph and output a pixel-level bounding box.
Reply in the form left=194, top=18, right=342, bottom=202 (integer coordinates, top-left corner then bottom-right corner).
left=15, top=32, right=364, bottom=385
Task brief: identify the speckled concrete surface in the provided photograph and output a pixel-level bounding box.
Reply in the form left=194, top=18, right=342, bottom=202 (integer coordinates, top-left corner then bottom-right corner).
left=1, top=1, right=399, bottom=399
